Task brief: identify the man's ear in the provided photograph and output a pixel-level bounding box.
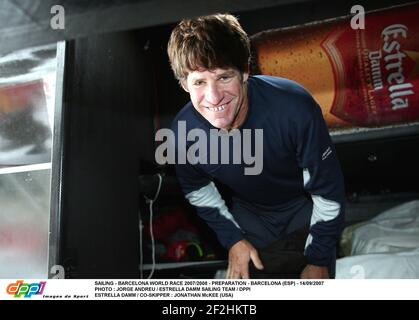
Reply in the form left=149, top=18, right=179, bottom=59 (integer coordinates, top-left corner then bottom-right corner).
left=180, top=80, right=189, bottom=93
left=242, top=64, right=250, bottom=83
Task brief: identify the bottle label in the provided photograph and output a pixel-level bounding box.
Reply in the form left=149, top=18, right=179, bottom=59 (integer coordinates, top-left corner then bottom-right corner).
left=323, top=4, right=419, bottom=126
left=252, top=3, right=419, bottom=128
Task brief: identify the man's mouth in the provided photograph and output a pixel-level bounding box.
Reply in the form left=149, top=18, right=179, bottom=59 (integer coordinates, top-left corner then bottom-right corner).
left=205, top=102, right=230, bottom=112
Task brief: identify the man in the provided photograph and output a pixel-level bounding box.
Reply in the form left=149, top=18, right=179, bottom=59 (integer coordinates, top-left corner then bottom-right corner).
left=167, top=14, right=345, bottom=279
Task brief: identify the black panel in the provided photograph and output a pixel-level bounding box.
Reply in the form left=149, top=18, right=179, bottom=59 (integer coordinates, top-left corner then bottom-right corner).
left=60, top=31, right=155, bottom=278
left=0, top=0, right=312, bottom=55
left=336, top=135, right=419, bottom=195
left=239, top=0, right=414, bottom=34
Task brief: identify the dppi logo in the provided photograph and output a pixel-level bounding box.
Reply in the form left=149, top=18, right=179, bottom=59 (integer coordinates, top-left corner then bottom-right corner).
left=6, top=280, right=46, bottom=298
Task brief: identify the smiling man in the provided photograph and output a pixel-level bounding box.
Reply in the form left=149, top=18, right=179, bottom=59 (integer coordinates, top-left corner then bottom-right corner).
left=167, top=14, right=345, bottom=279
left=182, top=68, right=248, bottom=130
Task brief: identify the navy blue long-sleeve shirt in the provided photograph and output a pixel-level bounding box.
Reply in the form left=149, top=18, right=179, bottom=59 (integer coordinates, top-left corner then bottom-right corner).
left=171, top=75, right=345, bottom=266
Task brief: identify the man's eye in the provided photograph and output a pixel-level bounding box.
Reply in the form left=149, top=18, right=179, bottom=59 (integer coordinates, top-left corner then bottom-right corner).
left=219, top=76, right=232, bottom=82
left=194, top=81, right=204, bottom=86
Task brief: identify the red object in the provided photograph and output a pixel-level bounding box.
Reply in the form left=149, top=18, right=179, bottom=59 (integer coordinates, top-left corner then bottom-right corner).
left=165, top=241, right=189, bottom=261
left=252, top=3, right=419, bottom=128
left=145, top=209, right=198, bottom=240
left=0, top=80, right=45, bottom=114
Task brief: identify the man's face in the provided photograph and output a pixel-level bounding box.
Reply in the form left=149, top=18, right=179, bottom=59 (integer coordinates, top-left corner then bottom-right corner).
left=182, top=68, right=249, bottom=130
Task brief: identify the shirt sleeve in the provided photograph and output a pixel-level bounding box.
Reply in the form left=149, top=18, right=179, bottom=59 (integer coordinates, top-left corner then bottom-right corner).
left=174, top=157, right=245, bottom=249
left=294, top=98, right=346, bottom=266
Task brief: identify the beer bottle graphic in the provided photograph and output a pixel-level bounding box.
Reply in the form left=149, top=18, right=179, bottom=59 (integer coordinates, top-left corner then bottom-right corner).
left=251, top=3, right=419, bottom=130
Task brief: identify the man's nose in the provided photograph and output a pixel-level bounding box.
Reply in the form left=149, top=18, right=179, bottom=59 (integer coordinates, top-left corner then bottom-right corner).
left=205, top=83, right=223, bottom=105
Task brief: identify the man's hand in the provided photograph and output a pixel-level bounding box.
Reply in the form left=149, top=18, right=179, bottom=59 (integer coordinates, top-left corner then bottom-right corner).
left=300, top=264, right=329, bottom=279
left=226, top=239, right=264, bottom=279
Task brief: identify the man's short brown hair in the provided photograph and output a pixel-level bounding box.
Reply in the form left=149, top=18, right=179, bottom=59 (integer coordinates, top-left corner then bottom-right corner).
left=167, top=13, right=250, bottom=81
